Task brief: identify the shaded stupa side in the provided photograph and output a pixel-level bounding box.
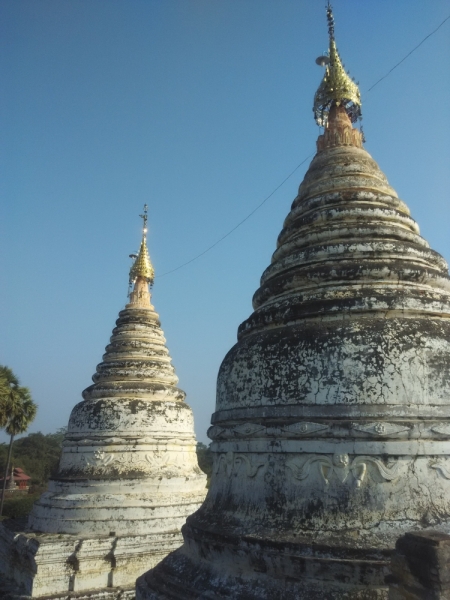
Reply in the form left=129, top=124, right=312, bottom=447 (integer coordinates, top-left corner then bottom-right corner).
left=137, top=6, right=450, bottom=600
left=0, top=207, right=206, bottom=598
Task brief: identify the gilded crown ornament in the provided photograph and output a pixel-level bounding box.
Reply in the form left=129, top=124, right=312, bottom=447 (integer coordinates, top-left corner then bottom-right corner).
left=129, top=204, right=155, bottom=286
left=313, top=2, right=362, bottom=127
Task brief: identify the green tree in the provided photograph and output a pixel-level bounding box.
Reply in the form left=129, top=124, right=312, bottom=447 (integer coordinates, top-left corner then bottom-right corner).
left=196, top=442, right=213, bottom=483
left=0, top=430, right=66, bottom=487
left=0, top=366, right=37, bottom=516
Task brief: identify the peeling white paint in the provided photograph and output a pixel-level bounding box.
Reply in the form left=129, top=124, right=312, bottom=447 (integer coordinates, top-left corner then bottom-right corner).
left=137, top=114, right=450, bottom=599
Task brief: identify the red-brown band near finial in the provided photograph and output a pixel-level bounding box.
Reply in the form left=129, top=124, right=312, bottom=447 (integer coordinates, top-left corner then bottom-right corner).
left=316, top=104, right=363, bottom=152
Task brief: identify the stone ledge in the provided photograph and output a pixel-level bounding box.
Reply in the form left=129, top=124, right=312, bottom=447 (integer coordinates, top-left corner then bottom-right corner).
left=0, top=523, right=180, bottom=599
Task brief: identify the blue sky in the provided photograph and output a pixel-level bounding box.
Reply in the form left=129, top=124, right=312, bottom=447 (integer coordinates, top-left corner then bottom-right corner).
left=1, top=0, right=449, bottom=444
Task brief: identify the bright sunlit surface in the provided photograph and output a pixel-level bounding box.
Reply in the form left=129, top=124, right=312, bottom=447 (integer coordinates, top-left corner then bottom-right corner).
left=1, top=0, right=449, bottom=444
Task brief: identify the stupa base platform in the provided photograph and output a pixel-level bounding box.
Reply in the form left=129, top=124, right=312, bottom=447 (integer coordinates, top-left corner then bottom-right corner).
left=0, top=520, right=182, bottom=599
left=136, top=523, right=396, bottom=600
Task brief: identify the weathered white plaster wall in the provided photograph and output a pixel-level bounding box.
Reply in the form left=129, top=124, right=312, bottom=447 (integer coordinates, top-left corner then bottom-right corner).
left=0, top=293, right=206, bottom=597
left=137, top=112, right=450, bottom=599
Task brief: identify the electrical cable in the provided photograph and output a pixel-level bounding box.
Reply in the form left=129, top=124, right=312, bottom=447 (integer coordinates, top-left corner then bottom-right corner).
left=367, top=13, right=450, bottom=92
left=157, top=153, right=314, bottom=278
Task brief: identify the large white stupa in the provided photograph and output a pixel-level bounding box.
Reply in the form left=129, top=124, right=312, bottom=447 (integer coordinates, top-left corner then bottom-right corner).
left=137, top=6, right=450, bottom=599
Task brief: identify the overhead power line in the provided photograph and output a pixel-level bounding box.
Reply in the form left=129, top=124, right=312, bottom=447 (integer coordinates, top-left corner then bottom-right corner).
left=157, top=12, right=450, bottom=279
left=367, top=13, right=450, bottom=92
left=157, top=153, right=314, bottom=278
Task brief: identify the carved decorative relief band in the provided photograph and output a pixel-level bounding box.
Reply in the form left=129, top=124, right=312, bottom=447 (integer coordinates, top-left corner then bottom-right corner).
left=214, top=452, right=266, bottom=478
left=85, top=450, right=114, bottom=468
left=211, top=450, right=408, bottom=487
left=430, top=458, right=450, bottom=479
left=282, top=422, right=329, bottom=435
left=351, top=422, right=410, bottom=436
left=352, top=421, right=410, bottom=436
left=208, top=421, right=329, bottom=440
left=209, top=421, right=450, bottom=443
left=80, top=449, right=196, bottom=476
left=232, top=423, right=265, bottom=437
left=286, top=453, right=402, bottom=488
left=431, top=425, right=450, bottom=436
left=207, top=426, right=226, bottom=440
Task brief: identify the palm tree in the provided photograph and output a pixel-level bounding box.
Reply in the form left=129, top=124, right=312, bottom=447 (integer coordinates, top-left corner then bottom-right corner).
left=0, top=367, right=17, bottom=422
left=0, top=366, right=37, bottom=517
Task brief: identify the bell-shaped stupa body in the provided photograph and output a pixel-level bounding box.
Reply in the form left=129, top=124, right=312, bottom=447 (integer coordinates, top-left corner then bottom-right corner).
left=0, top=211, right=206, bottom=598
left=137, top=11, right=450, bottom=600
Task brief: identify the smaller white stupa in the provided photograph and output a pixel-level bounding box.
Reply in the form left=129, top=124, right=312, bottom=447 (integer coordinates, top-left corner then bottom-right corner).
left=0, top=206, right=206, bottom=598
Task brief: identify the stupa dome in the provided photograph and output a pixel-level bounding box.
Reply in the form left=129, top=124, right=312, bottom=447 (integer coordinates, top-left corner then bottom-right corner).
left=29, top=212, right=206, bottom=537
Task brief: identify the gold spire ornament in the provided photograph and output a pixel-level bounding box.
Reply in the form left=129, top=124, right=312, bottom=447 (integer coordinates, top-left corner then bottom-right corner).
left=129, top=204, right=155, bottom=286
left=313, top=2, right=362, bottom=127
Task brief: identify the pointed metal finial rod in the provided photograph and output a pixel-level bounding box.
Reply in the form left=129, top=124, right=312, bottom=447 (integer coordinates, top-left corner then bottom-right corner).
left=326, top=2, right=335, bottom=41
left=140, top=204, right=148, bottom=236
left=129, top=205, right=155, bottom=288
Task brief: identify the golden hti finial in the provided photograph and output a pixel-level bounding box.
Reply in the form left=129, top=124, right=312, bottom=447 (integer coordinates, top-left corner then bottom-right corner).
left=129, top=204, right=155, bottom=289
left=313, top=2, right=362, bottom=127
